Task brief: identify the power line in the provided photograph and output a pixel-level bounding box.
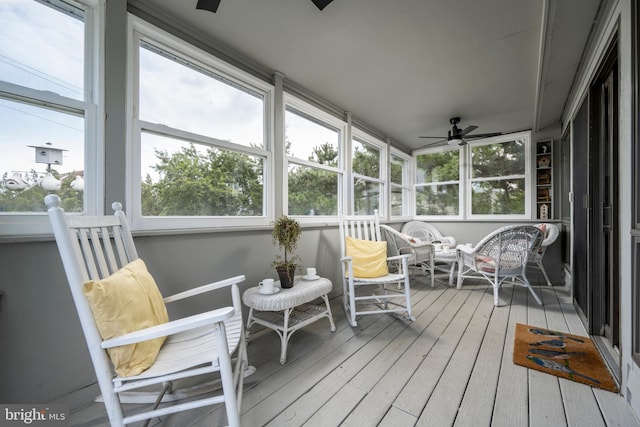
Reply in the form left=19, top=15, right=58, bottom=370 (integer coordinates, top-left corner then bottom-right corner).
left=0, top=102, right=83, bottom=133
left=0, top=54, right=83, bottom=96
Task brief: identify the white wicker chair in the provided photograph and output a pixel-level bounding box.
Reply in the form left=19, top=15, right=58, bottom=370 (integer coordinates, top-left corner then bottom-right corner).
left=380, top=224, right=436, bottom=287
left=456, top=224, right=545, bottom=306
left=401, top=221, right=456, bottom=247
left=46, top=195, right=250, bottom=427
left=528, top=223, right=560, bottom=286
left=339, top=210, right=414, bottom=327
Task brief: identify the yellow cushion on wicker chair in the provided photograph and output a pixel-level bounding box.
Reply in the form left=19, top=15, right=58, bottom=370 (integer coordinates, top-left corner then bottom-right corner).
left=345, top=236, right=389, bottom=278
left=83, top=259, right=169, bottom=377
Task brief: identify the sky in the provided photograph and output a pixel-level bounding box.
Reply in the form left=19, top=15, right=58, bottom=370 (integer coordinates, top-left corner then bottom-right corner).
left=0, top=0, right=340, bottom=188
left=0, top=0, right=84, bottom=181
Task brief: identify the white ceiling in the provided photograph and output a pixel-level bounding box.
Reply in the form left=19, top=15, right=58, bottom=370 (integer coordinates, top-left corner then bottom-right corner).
left=136, top=0, right=602, bottom=152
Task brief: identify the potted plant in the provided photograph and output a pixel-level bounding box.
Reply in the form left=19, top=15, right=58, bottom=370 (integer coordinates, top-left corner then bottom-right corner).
left=271, top=215, right=302, bottom=288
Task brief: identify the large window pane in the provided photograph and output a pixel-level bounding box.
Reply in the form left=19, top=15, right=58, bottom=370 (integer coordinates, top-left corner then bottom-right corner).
left=0, top=0, right=84, bottom=100
left=0, top=0, right=89, bottom=219
left=470, top=137, right=527, bottom=216
left=288, top=163, right=338, bottom=215
left=416, top=184, right=459, bottom=215
left=139, top=44, right=264, bottom=149
left=416, top=150, right=460, bottom=216
left=141, top=132, right=264, bottom=216
left=390, top=153, right=410, bottom=217
left=471, top=140, right=525, bottom=178
left=390, top=155, right=404, bottom=185
left=352, top=139, right=380, bottom=179
left=354, top=180, right=381, bottom=215
left=416, top=151, right=459, bottom=182
left=471, top=179, right=525, bottom=215
left=0, top=99, right=84, bottom=213
left=285, top=109, right=339, bottom=164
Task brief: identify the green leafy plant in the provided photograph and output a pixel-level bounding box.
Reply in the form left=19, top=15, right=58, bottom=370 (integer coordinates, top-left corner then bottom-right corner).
left=271, top=216, right=302, bottom=288
left=271, top=215, right=302, bottom=269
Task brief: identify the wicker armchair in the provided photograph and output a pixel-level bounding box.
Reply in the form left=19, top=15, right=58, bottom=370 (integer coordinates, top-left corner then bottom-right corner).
left=401, top=221, right=456, bottom=247
left=380, top=225, right=436, bottom=287
left=457, top=225, right=545, bottom=306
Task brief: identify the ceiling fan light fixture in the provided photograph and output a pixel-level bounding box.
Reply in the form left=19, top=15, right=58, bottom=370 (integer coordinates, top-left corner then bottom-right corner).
left=448, top=137, right=463, bottom=146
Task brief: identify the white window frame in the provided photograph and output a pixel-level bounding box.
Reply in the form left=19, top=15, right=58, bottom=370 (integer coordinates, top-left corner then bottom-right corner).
left=466, top=131, right=531, bottom=220
left=283, top=93, right=346, bottom=223
left=0, top=0, right=104, bottom=238
left=350, top=128, right=387, bottom=217
left=413, top=130, right=532, bottom=220
left=390, top=147, right=412, bottom=220
left=414, top=145, right=464, bottom=221
left=127, top=16, right=274, bottom=231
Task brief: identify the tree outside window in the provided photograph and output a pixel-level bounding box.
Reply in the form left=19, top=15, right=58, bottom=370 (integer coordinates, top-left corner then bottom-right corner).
left=415, top=150, right=460, bottom=216
left=470, top=139, right=526, bottom=216
left=352, top=137, right=382, bottom=215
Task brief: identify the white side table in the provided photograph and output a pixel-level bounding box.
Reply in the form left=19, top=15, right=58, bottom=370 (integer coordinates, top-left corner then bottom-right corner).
left=242, top=276, right=336, bottom=364
left=434, top=249, right=458, bottom=287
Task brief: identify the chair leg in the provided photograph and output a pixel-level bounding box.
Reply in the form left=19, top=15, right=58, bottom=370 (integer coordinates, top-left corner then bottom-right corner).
left=403, top=275, right=415, bottom=321
left=538, top=260, right=553, bottom=287
left=215, top=323, right=241, bottom=427
left=493, top=275, right=500, bottom=306
left=524, top=277, right=543, bottom=305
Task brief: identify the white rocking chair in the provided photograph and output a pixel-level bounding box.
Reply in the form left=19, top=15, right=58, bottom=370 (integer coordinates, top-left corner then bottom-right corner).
left=45, top=195, right=249, bottom=427
left=339, top=210, right=414, bottom=327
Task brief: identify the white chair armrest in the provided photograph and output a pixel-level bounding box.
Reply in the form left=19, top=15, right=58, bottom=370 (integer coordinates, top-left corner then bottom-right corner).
left=101, top=306, right=235, bottom=349
left=456, top=244, right=475, bottom=255
left=163, top=275, right=245, bottom=304
left=387, top=254, right=412, bottom=261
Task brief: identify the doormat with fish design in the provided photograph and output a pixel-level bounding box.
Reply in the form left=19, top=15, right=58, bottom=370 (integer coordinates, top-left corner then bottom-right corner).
left=513, top=323, right=618, bottom=392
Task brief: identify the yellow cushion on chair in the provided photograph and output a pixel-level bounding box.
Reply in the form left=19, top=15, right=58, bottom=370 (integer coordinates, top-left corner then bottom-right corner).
left=83, top=259, right=169, bottom=377
left=345, top=236, right=389, bottom=278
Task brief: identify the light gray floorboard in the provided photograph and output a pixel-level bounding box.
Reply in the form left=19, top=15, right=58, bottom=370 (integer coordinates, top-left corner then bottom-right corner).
left=68, top=275, right=640, bottom=427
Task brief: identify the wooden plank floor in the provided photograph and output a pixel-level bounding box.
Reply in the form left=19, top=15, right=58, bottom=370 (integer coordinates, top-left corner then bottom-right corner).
left=70, top=273, right=640, bottom=427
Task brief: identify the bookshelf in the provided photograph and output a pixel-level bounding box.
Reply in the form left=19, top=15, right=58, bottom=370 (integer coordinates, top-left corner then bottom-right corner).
left=536, top=140, right=553, bottom=219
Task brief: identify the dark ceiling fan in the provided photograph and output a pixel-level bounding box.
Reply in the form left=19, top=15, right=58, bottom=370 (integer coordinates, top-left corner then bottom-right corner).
left=420, top=117, right=502, bottom=147
left=196, top=0, right=334, bottom=13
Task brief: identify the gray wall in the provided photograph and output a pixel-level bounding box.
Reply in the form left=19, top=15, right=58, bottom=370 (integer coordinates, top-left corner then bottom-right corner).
left=0, top=220, right=561, bottom=404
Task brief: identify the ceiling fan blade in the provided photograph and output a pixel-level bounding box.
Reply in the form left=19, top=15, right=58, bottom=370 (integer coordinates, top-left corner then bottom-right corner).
left=422, top=140, right=447, bottom=148
left=458, top=125, right=478, bottom=137
left=311, top=0, right=334, bottom=10
left=419, top=136, right=446, bottom=139
left=464, top=132, right=503, bottom=139
left=196, top=0, right=221, bottom=13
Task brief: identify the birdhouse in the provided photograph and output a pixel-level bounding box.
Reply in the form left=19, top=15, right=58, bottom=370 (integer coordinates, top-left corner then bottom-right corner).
left=28, top=144, right=67, bottom=166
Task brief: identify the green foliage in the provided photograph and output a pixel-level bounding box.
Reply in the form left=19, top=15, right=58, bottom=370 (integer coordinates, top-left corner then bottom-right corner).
left=271, top=215, right=302, bottom=268
left=470, top=141, right=526, bottom=214
left=288, top=143, right=338, bottom=215
left=0, top=170, right=82, bottom=213
left=141, top=144, right=263, bottom=216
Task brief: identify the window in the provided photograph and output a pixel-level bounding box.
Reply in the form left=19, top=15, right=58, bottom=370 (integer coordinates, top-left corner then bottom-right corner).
left=469, top=136, right=528, bottom=217
left=351, top=130, right=385, bottom=215
left=0, top=0, right=101, bottom=235
left=130, top=18, right=273, bottom=230
left=415, top=131, right=531, bottom=219
left=390, top=149, right=412, bottom=218
left=415, top=148, right=461, bottom=218
left=284, top=97, right=344, bottom=218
